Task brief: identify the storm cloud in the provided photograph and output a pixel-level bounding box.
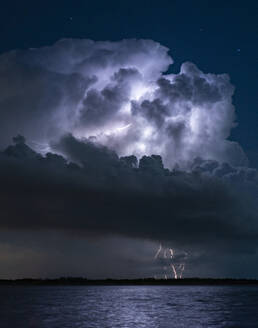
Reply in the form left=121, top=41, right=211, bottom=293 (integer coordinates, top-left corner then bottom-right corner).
left=1, top=136, right=258, bottom=255
left=0, top=39, right=257, bottom=278
left=0, top=39, right=247, bottom=168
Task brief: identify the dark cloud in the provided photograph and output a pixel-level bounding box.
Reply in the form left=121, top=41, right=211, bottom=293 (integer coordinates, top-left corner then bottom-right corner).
left=1, top=136, right=257, bottom=256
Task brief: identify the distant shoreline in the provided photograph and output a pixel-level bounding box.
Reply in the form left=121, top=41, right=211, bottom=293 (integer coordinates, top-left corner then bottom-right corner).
left=1, top=278, right=258, bottom=286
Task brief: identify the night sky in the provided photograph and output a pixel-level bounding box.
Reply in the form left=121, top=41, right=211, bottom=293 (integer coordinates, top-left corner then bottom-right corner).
left=0, top=0, right=258, bottom=279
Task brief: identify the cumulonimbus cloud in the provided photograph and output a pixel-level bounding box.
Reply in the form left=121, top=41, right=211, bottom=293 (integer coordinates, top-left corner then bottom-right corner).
left=0, top=38, right=247, bottom=168
left=0, top=39, right=256, bottom=277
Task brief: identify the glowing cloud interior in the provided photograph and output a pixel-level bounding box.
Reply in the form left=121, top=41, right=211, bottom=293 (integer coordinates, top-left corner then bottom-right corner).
left=0, top=39, right=247, bottom=168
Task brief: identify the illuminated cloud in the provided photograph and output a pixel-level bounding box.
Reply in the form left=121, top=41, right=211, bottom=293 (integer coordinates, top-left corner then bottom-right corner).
left=0, top=39, right=247, bottom=168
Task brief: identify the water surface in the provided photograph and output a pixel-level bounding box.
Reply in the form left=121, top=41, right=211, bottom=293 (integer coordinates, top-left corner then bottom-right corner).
left=1, top=285, right=258, bottom=327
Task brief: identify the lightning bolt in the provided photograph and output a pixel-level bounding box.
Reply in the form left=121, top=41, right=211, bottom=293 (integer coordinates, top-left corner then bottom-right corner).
left=178, top=263, right=185, bottom=279
left=154, top=244, right=162, bottom=259
left=154, top=244, right=188, bottom=279
left=169, top=248, right=174, bottom=258
left=171, top=264, right=178, bottom=279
